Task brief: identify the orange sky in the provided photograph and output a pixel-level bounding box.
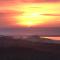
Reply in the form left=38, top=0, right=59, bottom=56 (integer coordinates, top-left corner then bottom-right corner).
left=43, top=37, right=60, bottom=40
left=0, top=0, right=60, bottom=28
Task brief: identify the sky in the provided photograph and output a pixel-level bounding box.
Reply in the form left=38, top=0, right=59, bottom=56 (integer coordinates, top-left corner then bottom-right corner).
left=0, top=0, right=60, bottom=36
left=0, top=0, right=60, bottom=28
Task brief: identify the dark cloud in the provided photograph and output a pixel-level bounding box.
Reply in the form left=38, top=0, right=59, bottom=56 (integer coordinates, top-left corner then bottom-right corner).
left=42, top=14, right=60, bottom=16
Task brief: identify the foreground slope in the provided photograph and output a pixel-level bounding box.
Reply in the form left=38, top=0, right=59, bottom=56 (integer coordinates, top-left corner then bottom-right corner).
left=0, top=35, right=60, bottom=60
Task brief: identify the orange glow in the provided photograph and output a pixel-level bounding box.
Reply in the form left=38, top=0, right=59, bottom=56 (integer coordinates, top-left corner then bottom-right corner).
left=0, top=3, right=60, bottom=27
left=14, top=3, right=57, bottom=27
left=43, top=37, right=60, bottom=40
left=16, top=12, right=45, bottom=27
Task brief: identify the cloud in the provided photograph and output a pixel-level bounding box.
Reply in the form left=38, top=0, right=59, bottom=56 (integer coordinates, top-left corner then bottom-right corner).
left=42, top=14, right=60, bottom=16
left=0, top=10, right=20, bottom=28
left=23, top=0, right=60, bottom=3
left=0, top=0, right=60, bottom=3
left=0, top=0, right=13, bottom=1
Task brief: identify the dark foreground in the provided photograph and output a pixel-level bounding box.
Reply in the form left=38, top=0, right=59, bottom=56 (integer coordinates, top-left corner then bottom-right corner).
left=0, top=35, right=60, bottom=60
left=0, top=44, right=60, bottom=60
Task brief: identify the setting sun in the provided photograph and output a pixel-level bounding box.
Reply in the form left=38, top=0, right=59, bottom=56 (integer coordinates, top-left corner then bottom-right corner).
left=12, top=3, right=60, bottom=27
left=16, top=12, right=44, bottom=27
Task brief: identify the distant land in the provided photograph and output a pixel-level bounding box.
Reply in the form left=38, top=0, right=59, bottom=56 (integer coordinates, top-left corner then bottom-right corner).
left=0, top=27, right=60, bottom=36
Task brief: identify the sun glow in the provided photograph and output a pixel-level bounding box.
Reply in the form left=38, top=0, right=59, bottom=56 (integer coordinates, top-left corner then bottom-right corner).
left=16, top=12, right=44, bottom=27
left=14, top=3, right=58, bottom=27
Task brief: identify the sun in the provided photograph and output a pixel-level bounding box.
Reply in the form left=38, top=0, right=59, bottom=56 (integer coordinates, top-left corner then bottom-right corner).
left=14, top=4, right=55, bottom=27
left=16, top=12, right=43, bottom=27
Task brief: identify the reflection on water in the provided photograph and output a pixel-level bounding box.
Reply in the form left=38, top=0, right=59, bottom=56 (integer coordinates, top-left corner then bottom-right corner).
left=43, top=37, right=60, bottom=40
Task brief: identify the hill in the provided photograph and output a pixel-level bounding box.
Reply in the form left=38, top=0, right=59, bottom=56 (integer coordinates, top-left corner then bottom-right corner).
left=0, top=35, right=60, bottom=60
